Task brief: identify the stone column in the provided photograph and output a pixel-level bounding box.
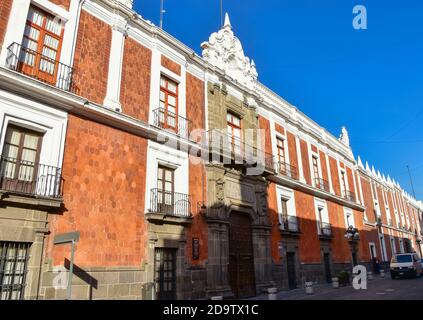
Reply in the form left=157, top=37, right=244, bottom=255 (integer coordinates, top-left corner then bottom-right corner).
left=25, top=227, right=49, bottom=300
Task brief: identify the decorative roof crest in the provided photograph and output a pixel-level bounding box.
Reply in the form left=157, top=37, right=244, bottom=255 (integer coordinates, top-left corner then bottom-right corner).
left=201, top=13, right=258, bottom=90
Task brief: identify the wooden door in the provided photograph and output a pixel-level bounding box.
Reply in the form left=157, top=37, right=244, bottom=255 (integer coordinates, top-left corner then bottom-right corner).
left=154, top=248, right=176, bottom=300
left=286, top=252, right=297, bottom=290
left=19, top=6, right=64, bottom=85
left=157, top=166, right=174, bottom=215
left=228, top=212, right=256, bottom=298
left=324, top=253, right=332, bottom=283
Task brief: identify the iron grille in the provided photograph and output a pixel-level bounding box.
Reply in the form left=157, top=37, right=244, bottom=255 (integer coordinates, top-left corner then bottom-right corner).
left=0, top=242, right=30, bottom=300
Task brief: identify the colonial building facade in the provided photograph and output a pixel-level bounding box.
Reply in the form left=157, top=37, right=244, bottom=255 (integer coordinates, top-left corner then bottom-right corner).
left=0, top=0, right=422, bottom=300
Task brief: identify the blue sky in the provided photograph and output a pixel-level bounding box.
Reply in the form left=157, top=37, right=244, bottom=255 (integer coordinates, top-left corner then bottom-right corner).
left=135, top=0, right=423, bottom=199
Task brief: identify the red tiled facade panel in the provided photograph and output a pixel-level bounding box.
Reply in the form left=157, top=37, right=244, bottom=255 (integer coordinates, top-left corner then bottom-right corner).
left=120, top=37, right=152, bottom=122
left=72, top=10, right=111, bottom=105
left=46, top=114, right=148, bottom=267
left=161, top=54, right=181, bottom=75
left=300, top=139, right=311, bottom=185
left=0, top=0, right=13, bottom=49
left=49, top=0, right=70, bottom=10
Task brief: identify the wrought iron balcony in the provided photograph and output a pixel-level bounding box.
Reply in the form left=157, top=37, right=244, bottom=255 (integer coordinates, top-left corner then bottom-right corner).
left=0, top=156, right=62, bottom=199
left=6, top=42, right=75, bottom=93
left=149, top=188, right=191, bottom=218
left=315, top=178, right=330, bottom=193
left=152, top=108, right=192, bottom=139
left=279, top=215, right=300, bottom=234
left=343, top=190, right=356, bottom=203
left=319, top=222, right=333, bottom=239
left=206, top=130, right=275, bottom=175
left=277, top=161, right=299, bottom=180
left=376, top=216, right=382, bottom=226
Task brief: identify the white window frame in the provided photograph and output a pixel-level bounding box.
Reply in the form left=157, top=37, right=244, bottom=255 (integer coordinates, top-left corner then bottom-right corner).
left=276, top=186, right=296, bottom=226
left=344, top=207, right=355, bottom=228
left=314, top=197, right=329, bottom=234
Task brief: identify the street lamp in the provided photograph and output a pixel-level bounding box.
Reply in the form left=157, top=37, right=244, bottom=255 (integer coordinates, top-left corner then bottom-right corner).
left=345, top=226, right=360, bottom=266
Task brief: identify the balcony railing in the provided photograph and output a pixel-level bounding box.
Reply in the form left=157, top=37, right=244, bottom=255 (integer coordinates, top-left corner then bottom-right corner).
left=6, top=42, right=75, bottom=93
left=0, top=156, right=62, bottom=199
left=319, top=222, right=333, bottom=238
left=150, top=188, right=191, bottom=218
left=152, top=108, right=192, bottom=139
left=315, top=178, right=330, bottom=193
left=343, top=190, right=356, bottom=203
left=277, top=162, right=299, bottom=180
left=279, top=215, right=300, bottom=233
left=207, top=130, right=275, bottom=174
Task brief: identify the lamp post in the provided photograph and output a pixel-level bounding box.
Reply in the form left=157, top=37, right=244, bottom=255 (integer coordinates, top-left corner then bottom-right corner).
left=345, top=226, right=360, bottom=266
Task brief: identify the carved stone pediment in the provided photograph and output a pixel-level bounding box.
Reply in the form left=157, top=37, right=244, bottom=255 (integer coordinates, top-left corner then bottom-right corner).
left=201, top=13, right=258, bottom=90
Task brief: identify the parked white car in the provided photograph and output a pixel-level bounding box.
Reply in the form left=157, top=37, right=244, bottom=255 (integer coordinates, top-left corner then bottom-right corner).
left=390, top=253, right=422, bottom=279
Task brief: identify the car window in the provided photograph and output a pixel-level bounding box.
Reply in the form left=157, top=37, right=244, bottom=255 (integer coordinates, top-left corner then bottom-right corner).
left=396, top=255, right=412, bottom=263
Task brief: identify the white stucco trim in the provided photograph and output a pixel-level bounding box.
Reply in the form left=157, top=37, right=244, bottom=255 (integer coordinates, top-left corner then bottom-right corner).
left=0, top=89, right=67, bottom=169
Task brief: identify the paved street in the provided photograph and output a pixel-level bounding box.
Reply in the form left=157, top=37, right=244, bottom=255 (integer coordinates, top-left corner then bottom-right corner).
left=250, top=276, right=423, bottom=300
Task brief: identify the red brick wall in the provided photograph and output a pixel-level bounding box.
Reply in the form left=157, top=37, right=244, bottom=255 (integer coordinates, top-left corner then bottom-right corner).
left=46, top=114, right=148, bottom=267
left=186, top=73, right=205, bottom=131
left=72, top=10, right=111, bottom=104
left=185, top=72, right=207, bottom=264
left=386, top=190, right=396, bottom=225
left=268, top=183, right=281, bottom=262
left=300, top=139, right=311, bottom=185
left=0, top=0, right=13, bottom=50
left=186, top=159, right=208, bottom=265
left=360, top=175, right=376, bottom=223
left=49, top=0, right=70, bottom=10
left=319, top=151, right=329, bottom=183
left=346, top=167, right=356, bottom=197
left=376, top=185, right=388, bottom=224
left=329, top=156, right=341, bottom=196
left=120, top=37, right=152, bottom=122
left=295, top=191, right=321, bottom=262
left=328, top=202, right=352, bottom=262
left=286, top=132, right=298, bottom=170
left=161, top=55, right=181, bottom=75
left=258, top=116, right=272, bottom=155
left=275, top=123, right=285, bottom=135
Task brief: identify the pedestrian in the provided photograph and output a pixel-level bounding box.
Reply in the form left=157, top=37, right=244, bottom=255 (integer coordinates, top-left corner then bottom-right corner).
left=375, top=258, right=381, bottom=274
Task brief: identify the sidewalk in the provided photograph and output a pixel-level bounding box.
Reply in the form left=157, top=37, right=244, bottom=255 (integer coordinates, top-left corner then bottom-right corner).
left=248, top=276, right=387, bottom=300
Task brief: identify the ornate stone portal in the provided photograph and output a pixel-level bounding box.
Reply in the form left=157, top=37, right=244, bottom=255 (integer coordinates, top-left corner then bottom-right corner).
left=203, top=83, right=274, bottom=298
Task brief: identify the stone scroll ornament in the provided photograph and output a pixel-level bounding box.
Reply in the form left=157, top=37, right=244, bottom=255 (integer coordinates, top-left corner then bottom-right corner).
left=201, top=13, right=258, bottom=91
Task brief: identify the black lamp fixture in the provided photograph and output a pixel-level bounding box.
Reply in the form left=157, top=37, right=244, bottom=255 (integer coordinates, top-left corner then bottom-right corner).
left=344, top=225, right=360, bottom=241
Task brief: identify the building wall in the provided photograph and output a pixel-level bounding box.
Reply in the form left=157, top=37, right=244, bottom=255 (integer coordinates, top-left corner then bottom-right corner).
left=0, top=0, right=13, bottom=50
left=120, top=38, right=152, bottom=122
left=72, top=10, right=112, bottom=104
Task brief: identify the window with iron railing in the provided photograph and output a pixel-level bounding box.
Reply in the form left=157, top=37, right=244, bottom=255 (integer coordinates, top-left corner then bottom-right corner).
left=0, top=125, right=62, bottom=198
left=6, top=6, right=74, bottom=92
left=315, top=178, right=330, bottom=193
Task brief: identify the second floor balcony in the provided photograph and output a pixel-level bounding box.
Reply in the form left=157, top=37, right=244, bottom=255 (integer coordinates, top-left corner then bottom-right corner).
left=207, top=130, right=275, bottom=175
left=0, top=156, right=62, bottom=199
left=343, top=190, right=356, bottom=203
left=279, top=215, right=300, bottom=235
left=277, top=161, right=299, bottom=181
left=148, top=188, right=192, bottom=222
left=318, top=222, right=333, bottom=239
left=152, top=108, right=192, bottom=139
left=315, top=178, right=330, bottom=193
left=6, top=42, right=75, bottom=93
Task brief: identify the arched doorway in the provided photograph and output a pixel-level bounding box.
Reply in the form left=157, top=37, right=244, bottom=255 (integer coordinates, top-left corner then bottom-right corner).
left=228, top=212, right=256, bottom=298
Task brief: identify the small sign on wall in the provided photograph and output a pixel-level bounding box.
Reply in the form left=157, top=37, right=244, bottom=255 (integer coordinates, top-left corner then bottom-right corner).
left=192, top=238, right=200, bottom=260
